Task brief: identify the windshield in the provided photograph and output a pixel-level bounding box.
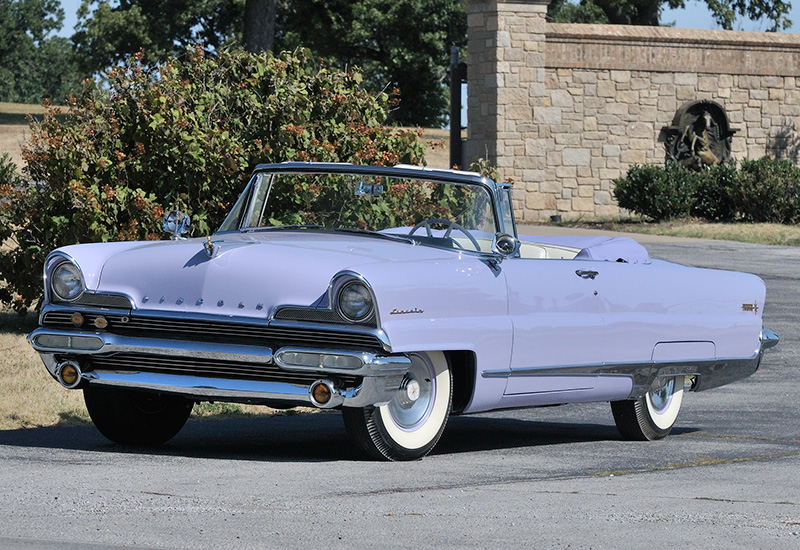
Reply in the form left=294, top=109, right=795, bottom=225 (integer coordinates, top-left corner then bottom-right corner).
left=219, top=171, right=499, bottom=253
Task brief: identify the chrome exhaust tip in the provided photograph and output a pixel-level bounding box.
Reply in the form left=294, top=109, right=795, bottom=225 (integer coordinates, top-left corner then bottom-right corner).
left=56, top=360, right=83, bottom=389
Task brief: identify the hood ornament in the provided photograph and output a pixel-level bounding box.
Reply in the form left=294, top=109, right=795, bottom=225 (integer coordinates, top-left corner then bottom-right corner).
left=163, top=210, right=191, bottom=240
left=204, top=236, right=217, bottom=258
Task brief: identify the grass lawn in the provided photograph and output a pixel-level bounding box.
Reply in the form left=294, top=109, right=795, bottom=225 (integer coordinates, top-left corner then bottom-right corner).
left=0, top=311, right=90, bottom=430
left=554, top=219, right=800, bottom=247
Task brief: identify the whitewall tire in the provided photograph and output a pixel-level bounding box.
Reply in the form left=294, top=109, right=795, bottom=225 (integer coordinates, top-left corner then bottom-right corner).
left=343, top=351, right=452, bottom=460
left=611, top=376, right=685, bottom=441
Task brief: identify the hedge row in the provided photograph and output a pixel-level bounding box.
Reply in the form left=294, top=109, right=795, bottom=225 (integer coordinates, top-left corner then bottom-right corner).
left=613, top=159, right=800, bottom=223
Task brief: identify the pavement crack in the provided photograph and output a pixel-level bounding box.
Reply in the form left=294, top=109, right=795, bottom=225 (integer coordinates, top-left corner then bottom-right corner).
left=593, top=450, right=800, bottom=478
left=694, top=496, right=796, bottom=506
left=681, top=432, right=800, bottom=445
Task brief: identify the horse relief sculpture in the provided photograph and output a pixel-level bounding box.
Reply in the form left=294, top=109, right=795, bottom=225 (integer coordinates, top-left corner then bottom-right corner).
left=661, top=100, right=737, bottom=171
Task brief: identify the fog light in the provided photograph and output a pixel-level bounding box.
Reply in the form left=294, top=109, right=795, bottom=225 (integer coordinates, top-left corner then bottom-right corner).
left=93, top=316, right=108, bottom=329
left=71, top=312, right=84, bottom=326
left=310, top=381, right=333, bottom=406
left=57, top=361, right=82, bottom=389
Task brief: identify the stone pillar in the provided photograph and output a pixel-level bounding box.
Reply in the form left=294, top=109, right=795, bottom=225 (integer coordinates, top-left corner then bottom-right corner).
left=465, top=0, right=550, bottom=220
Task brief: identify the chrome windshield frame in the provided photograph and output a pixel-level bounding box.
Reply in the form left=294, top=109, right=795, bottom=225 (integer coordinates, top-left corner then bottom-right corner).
left=215, top=163, right=511, bottom=242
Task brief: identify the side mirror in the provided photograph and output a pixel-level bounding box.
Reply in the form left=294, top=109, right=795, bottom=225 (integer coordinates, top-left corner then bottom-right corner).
left=492, top=233, right=519, bottom=258
left=163, top=210, right=191, bottom=240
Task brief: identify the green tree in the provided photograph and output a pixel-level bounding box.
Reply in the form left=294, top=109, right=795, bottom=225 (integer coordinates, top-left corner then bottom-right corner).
left=72, top=0, right=245, bottom=76
left=0, top=47, right=426, bottom=312
left=0, top=0, right=82, bottom=103
left=278, top=0, right=467, bottom=127
left=548, top=0, right=792, bottom=31
left=73, top=0, right=466, bottom=127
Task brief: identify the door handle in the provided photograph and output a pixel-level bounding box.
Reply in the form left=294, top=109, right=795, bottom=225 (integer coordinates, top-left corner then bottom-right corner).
left=575, top=269, right=599, bottom=280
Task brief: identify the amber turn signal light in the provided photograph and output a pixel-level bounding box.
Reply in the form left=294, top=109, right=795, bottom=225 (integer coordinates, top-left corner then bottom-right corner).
left=310, top=381, right=332, bottom=405
left=58, top=362, right=81, bottom=388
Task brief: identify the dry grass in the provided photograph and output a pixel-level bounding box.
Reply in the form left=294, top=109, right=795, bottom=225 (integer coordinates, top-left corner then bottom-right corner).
left=0, top=102, right=53, bottom=115
left=0, top=102, right=61, bottom=166
left=0, top=124, right=30, bottom=167
left=627, top=220, right=800, bottom=246
left=418, top=127, right=452, bottom=169
left=563, top=219, right=800, bottom=247
left=0, top=311, right=91, bottom=430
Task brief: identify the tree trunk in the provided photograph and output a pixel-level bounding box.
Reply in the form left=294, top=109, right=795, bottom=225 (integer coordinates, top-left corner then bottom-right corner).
left=243, top=0, right=276, bottom=53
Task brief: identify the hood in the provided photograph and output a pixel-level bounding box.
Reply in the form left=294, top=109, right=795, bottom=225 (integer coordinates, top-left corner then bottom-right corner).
left=87, top=231, right=453, bottom=319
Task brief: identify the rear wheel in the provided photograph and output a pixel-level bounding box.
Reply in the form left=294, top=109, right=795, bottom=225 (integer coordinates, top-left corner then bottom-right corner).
left=611, top=376, right=685, bottom=441
left=84, top=385, right=193, bottom=445
left=343, top=351, right=452, bottom=461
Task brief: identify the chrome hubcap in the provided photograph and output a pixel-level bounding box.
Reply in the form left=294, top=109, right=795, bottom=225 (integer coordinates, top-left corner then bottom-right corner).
left=405, top=379, right=421, bottom=402
left=649, top=378, right=675, bottom=413
left=388, top=358, right=435, bottom=430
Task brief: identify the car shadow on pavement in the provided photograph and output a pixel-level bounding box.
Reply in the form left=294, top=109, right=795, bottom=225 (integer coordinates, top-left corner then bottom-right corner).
left=0, top=412, right=698, bottom=462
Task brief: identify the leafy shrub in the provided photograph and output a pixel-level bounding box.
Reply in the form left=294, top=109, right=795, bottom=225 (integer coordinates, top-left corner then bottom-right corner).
left=0, top=153, right=21, bottom=189
left=614, top=158, right=800, bottom=224
left=0, top=153, right=22, bottom=268
left=736, top=158, right=800, bottom=224
left=692, top=163, right=740, bottom=222
left=0, top=47, right=425, bottom=313
left=612, top=164, right=697, bottom=221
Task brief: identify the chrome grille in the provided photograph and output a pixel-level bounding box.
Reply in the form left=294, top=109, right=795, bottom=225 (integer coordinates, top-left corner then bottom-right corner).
left=42, top=312, right=385, bottom=350
left=75, top=293, right=133, bottom=309
left=44, top=311, right=128, bottom=326
left=273, top=306, right=375, bottom=326
left=87, top=354, right=361, bottom=386
left=274, top=307, right=341, bottom=323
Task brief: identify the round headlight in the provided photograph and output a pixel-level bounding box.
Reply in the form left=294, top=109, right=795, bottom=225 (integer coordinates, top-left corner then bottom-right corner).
left=52, top=262, right=84, bottom=302
left=338, top=281, right=374, bottom=322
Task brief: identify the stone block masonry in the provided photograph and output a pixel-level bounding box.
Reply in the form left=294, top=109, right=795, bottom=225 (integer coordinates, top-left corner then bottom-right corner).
left=464, top=0, right=800, bottom=221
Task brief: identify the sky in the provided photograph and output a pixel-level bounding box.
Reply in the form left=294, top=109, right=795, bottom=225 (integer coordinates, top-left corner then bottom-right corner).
left=663, top=1, right=800, bottom=31
left=56, top=1, right=800, bottom=38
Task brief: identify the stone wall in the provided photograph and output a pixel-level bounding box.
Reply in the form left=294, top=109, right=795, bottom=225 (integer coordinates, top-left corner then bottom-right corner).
left=464, top=0, right=800, bottom=221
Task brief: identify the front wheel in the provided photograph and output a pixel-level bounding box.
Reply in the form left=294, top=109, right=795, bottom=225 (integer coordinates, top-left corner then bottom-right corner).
left=84, top=386, right=193, bottom=446
left=343, top=351, right=452, bottom=461
left=611, top=376, right=685, bottom=441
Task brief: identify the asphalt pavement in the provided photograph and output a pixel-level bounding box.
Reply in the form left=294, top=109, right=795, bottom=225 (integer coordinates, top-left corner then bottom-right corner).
left=0, top=230, right=798, bottom=549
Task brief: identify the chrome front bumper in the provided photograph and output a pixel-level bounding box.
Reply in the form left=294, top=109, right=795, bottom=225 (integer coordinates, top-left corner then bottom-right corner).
left=29, top=328, right=411, bottom=408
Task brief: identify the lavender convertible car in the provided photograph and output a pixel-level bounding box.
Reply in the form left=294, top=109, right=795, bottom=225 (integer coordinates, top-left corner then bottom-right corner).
left=29, top=162, right=779, bottom=460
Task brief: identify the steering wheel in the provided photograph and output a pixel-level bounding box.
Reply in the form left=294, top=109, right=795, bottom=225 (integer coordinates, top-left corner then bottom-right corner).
left=408, top=218, right=481, bottom=251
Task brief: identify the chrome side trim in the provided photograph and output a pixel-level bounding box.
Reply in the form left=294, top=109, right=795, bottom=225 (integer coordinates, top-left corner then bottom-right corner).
left=482, top=353, right=763, bottom=398
left=29, top=328, right=274, bottom=364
